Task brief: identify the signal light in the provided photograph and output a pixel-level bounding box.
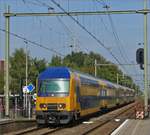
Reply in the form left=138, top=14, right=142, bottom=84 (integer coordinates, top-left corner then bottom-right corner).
left=136, top=48, right=144, bottom=70
left=136, top=48, right=144, bottom=64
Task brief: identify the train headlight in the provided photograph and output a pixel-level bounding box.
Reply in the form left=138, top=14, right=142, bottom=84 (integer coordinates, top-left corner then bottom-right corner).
left=58, top=103, right=66, bottom=109
left=39, top=103, right=47, bottom=109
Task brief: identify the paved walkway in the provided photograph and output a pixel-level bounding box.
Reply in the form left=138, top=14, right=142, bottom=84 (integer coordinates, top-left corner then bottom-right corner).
left=0, top=118, right=12, bottom=125
left=0, top=117, right=35, bottom=125
left=0, top=118, right=10, bottom=122
left=111, top=118, right=150, bottom=135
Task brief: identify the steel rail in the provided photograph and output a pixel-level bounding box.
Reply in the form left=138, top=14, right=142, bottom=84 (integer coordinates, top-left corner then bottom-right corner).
left=80, top=102, right=137, bottom=135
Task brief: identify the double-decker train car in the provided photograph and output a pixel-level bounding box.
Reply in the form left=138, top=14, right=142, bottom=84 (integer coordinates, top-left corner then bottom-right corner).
left=36, top=67, right=135, bottom=125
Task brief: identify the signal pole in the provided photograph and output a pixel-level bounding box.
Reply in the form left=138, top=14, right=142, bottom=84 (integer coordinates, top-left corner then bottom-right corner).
left=95, top=59, right=97, bottom=77
left=25, top=42, right=28, bottom=86
left=144, top=0, right=148, bottom=112
left=4, top=6, right=10, bottom=117
left=25, top=41, right=28, bottom=117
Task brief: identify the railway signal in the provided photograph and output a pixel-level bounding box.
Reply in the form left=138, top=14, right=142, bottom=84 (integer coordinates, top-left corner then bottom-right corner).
left=136, top=48, right=144, bottom=70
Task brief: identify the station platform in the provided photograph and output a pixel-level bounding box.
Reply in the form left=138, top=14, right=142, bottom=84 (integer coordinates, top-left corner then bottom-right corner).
left=0, top=118, right=12, bottom=124
left=111, top=118, right=150, bottom=135
left=0, top=117, right=35, bottom=125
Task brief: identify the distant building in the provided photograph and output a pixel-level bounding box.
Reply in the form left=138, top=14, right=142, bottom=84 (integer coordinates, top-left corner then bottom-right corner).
left=0, top=60, right=4, bottom=72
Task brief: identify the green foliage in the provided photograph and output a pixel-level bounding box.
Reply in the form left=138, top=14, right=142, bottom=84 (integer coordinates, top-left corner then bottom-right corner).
left=32, top=58, right=47, bottom=73
left=10, top=48, right=26, bottom=79
left=49, top=51, right=138, bottom=89
left=8, top=49, right=138, bottom=94
left=49, top=55, right=62, bottom=66
left=10, top=48, right=47, bottom=93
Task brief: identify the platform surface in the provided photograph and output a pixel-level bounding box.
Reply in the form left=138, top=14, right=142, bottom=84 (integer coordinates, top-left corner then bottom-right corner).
left=111, top=118, right=150, bottom=135
left=0, top=118, right=12, bottom=124
left=0, top=117, right=35, bottom=124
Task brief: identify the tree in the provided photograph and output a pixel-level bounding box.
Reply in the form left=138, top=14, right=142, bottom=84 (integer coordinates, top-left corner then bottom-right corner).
left=28, top=58, right=47, bottom=90
left=10, top=48, right=47, bottom=93
left=49, top=55, right=62, bottom=66
left=9, top=49, right=137, bottom=93
left=10, top=48, right=27, bottom=93
left=49, top=51, right=137, bottom=89
left=32, top=58, right=47, bottom=74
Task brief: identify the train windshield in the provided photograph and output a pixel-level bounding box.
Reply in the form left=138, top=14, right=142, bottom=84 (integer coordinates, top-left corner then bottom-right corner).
left=39, top=79, right=70, bottom=94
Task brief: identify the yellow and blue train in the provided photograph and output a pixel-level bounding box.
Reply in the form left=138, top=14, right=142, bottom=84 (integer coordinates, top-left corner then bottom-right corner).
left=36, top=67, right=135, bottom=125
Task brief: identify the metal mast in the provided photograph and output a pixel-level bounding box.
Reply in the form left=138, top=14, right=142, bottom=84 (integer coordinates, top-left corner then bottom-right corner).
left=4, top=6, right=10, bottom=117
left=144, top=0, right=148, bottom=111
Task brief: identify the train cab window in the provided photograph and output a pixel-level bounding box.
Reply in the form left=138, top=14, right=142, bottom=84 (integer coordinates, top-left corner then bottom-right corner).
left=39, top=79, right=70, bottom=93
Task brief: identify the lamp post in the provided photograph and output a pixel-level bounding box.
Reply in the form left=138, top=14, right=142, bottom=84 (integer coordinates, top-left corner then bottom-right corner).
left=24, top=41, right=28, bottom=117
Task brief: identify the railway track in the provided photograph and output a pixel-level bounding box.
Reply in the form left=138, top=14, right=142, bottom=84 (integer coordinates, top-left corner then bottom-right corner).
left=5, top=126, right=63, bottom=135
left=42, top=102, right=138, bottom=135
left=81, top=103, right=136, bottom=135
left=5, top=101, right=139, bottom=135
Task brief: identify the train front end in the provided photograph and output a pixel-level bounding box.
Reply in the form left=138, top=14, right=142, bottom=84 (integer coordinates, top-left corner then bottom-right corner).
left=36, top=67, right=75, bottom=125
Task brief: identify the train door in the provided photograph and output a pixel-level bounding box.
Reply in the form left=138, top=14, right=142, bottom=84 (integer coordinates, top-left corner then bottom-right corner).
left=74, top=80, right=81, bottom=119
left=116, top=88, right=119, bottom=105
left=100, top=88, right=107, bottom=108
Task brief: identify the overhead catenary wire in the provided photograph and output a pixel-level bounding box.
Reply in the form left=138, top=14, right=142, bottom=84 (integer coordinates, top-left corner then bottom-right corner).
left=25, top=0, right=134, bottom=84
left=95, top=0, right=129, bottom=64
left=95, top=0, right=142, bottom=83
left=4, top=0, right=141, bottom=85
left=50, top=0, right=131, bottom=74
left=22, top=0, right=86, bottom=54
left=0, top=28, right=65, bottom=57
left=105, top=9, right=130, bottom=64
left=21, top=0, right=69, bottom=56
left=35, top=0, right=126, bottom=67
left=34, top=0, right=90, bottom=53
left=35, top=0, right=134, bottom=81
left=103, top=2, right=143, bottom=83
left=32, top=1, right=138, bottom=73
left=51, top=0, right=141, bottom=88
left=22, top=0, right=66, bottom=36
left=56, top=16, right=89, bottom=53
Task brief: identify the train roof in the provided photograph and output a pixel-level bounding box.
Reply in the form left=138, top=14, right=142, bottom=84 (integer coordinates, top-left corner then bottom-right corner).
left=99, top=79, right=116, bottom=89
left=38, top=67, right=70, bottom=80
left=38, top=67, right=134, bottom=92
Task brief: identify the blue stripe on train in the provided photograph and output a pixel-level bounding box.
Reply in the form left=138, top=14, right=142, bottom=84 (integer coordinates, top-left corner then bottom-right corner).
left=78, top=95, right=134, bottom=110
left=78, top=95, right=116, bottom=110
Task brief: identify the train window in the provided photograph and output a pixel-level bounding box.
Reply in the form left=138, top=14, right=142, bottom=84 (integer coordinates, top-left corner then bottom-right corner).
left=101, top=89, right=107, bottom=96
left=75, top=83, right=80, bottom=102
left=39, top=79, right=70, bottom=93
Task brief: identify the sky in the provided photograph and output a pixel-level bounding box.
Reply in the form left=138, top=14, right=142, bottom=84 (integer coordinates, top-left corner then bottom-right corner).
left=0, top=0, right=150, bottom=90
